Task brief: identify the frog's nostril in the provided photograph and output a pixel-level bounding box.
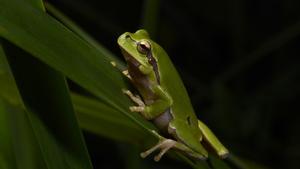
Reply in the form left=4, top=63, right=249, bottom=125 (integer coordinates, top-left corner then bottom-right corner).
left=125, top=35, right=130, bottom=39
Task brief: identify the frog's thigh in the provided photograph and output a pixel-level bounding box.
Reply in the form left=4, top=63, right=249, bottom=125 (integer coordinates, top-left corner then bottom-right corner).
left=141, top=86, right=173, bottom=119
left=197, top=120, right=229, bottom=158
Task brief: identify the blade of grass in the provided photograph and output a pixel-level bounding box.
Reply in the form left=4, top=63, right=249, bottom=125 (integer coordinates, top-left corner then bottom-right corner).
left=0, top=66, right=149, bottom=144
left=173, top=152, right=210, bottom=169
left=2, top=37, right=94, bottom=169
left=44, top=2, right=125, bottom=69
left=141, top=0, right=161, bottom=38
left=0, top=42, right=21, bottom=105
left=0, top=0, right=154, bottom=132
left=208, top=155, right=231, bottom=169
left=1, top=0, right=94, bottom=168
left=0, top=99, right=17, bottom=169
left=72, top=93, right=148, bottom=143
left=4, top=99, right=46, bottom=169
left=0, top=47, right=148, bottom=144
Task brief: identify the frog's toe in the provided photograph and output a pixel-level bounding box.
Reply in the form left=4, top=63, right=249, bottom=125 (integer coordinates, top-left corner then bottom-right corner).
left=129, top=106, right=145, bottom=112
left=140, top=139, right=176, bottom=162
left=154, top=140, right=176, bottom=161
left=122, top=89, right=130, bottom=94
left=123, top=89, right=145, bottom=106
left=110, top=61, right=117, bottom=67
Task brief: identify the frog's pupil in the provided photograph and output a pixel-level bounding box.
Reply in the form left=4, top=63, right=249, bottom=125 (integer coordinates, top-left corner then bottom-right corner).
left=137, top=42, right=150, bottom=53
left=141, top=44, right=148, bottom=50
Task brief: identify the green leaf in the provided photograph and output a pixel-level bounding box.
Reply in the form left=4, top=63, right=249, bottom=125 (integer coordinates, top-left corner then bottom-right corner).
left=1, top=40, right=145, bottom=145
left=0, top=98, right=46, bottom=169
left=0, top=0, right=154, bottom=132
left=0, top=44, right=148, bottom=144
left=44, top=2, right=125, bottom=69
left=2, top=37, right=94, bottom=169
left=0, top=43, right=21, bottom=105
left=141, top=0, right=161, bottom=38
left=72, top=93, right=147, bottom=143
left=0, top=99, right=17, bottom=169
left=1, top=0, right=94, bottom=168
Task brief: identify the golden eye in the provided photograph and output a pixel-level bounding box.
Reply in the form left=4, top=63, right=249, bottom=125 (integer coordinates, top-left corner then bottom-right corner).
left=137, top=40, right=151, bottom=54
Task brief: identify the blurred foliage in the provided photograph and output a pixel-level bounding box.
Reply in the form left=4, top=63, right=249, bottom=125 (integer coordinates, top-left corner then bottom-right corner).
left=1, top=0, right=94, bottom=168
left=0, top=0, right=299, bottom=169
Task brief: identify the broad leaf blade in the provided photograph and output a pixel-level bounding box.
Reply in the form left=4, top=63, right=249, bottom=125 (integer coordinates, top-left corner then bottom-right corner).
left=2, top=99, right=46, bottom=169
left=2, top=39, right=93, bottom=169
left=0, top=48, right=147, bottom=144
left=72, top=93, right=147, bottom=143
left=0, top=0, right=154, bottom=131
left=44, top=2, right=125, bottom=69
left=0, top=99, right=17, bottom=169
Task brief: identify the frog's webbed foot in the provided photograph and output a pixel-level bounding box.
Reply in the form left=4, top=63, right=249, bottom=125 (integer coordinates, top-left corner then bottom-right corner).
left=141, top=139, right=176, bottom=162
left=140, top=130, right=208, bottom=161
left=122, top=89, right=145, bottom=112
left=140, top=131, right=176, bottom=161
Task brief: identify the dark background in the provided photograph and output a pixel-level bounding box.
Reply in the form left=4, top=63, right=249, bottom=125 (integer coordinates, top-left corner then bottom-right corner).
left=48, top=0, right=300, bottom=169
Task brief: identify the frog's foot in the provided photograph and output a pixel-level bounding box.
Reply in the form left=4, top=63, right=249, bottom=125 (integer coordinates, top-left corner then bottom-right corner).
left=122, top=89, right=145, bottom=107
left=141, top=138, right=176, bottom=162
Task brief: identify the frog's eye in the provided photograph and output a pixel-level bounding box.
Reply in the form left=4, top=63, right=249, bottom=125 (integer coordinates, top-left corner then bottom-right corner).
left=137, top=40, right=151, bottom=54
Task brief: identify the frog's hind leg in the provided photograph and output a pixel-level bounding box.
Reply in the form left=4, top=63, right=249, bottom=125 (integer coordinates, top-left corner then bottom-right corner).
left=197, top=120, right=229, bottom=158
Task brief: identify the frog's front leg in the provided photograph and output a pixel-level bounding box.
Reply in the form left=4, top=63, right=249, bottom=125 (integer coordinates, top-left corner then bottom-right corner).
left=122, top=89, right=145, bottom=112
left=197, top=120, right=229, bottom=158
left=123, top=85, right=172, bottom=120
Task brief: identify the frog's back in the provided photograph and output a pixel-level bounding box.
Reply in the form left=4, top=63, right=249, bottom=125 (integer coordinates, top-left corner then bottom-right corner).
left=153, top=42, right=204, bottom=152
left=156, top=48, right=196, bottom=122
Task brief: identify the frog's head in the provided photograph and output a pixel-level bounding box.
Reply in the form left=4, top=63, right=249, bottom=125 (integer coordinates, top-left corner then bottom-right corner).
left=118, top=29, right=155, bottom=71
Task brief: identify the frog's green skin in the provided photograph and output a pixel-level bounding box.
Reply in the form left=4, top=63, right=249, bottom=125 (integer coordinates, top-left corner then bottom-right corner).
left=117, top=29, right=229, bottom=161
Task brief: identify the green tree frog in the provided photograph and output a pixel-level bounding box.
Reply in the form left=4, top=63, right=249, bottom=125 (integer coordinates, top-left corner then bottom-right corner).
left=116, top=29, right=229, bottom=161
